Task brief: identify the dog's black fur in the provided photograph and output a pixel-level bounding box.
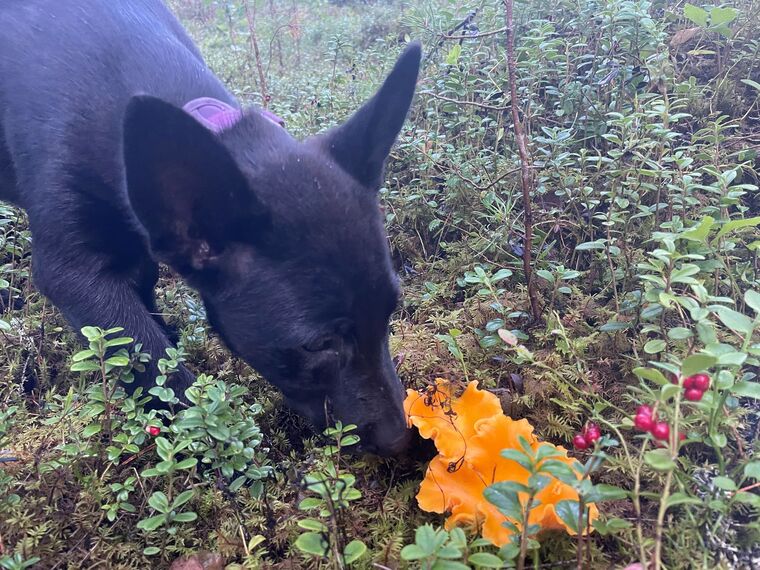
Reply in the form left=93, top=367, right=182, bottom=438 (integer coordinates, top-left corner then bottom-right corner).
left=0, top=0, right=420, bottom=456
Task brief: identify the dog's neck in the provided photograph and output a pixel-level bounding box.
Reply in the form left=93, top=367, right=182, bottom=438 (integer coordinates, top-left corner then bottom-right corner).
left=183, top=97, right=284, bottom=132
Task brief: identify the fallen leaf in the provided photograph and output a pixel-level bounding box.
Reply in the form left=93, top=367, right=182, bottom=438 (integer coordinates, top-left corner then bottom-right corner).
left=498, top=328, right=518, bottom=346
left=670, top=27, right=700, bottom=48
left=170, top=552, right=225, bottom=570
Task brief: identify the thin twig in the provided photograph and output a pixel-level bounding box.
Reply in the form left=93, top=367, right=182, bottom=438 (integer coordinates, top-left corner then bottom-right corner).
left=422, top=91, right=510, bottom=111
left=443, top=26, right=508, bottom=40
left=244, top=1, right=269, bottom=106
left=504, top=0, right=541, bottom=321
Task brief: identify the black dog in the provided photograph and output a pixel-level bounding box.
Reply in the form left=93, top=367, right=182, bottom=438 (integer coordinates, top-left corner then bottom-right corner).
left=0, top=0, right=420, bottom=456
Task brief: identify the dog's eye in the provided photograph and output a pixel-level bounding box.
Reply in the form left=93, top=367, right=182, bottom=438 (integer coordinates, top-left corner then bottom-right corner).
left=303, top=335, right=340, bottom=353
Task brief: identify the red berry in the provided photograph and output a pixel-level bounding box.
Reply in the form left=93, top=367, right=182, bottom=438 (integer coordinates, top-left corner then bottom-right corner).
left=146, top=426, right=160, bottom=436
left=651, top=422, right=670, bottom=441
left=636, top=405, right=653, bottom=417
left=679, top=432, right=686, bottom=441
left=684, top=388, right=704, bottom=402
left=573, top=434, right=589, bottom=450
left=584, top=423, right=601, bottom=443
left=634, top=413, right=654, bottom=431
left=691, top=373, right=710, bottom=392
left=683, top=375, right=696, bottom=389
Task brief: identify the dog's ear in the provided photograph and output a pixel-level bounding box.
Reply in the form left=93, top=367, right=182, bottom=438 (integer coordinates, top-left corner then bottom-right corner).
left=321, top=42, right=421, bottom=189
left=123, top=96, right=267, bottom=275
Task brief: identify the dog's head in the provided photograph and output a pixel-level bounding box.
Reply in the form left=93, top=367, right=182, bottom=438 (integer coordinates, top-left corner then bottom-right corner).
left=122, top=44, right=421, bottom=456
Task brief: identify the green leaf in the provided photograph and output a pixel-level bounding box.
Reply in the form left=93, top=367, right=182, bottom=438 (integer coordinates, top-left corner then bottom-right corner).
left=137, top=514, right=166, bottom=531
left=535, top=446, right=563, bottom=464
left=633, top=367, right=669, bottom=385
left=81, top=326, right=102, bottom=340
left=528, top=473, right=550, bottom=491
left=340, top=434, right=360, bottom=447
left=467, top=552, right=505, bottom=568
left=207, top=424, right=232, bottom=441
left=0, top=319, right=10, bottom=332
left=743, top=461, right=760, bottom=481
left=733, top=382, right=760, bottom=399
left=448, top=527, right=467, bottom=549
left=554, top=500, right=580, bottom=533
left=745, top=290, right=760, bottom=315
left=173, top=512, right=198, bottom=523
left=414, top=524, right=446, bottom=555
left=536, top=269, right=554, bottom=283
left=148, top=492, right=170, bottom=513
left=483, top=484, right=523, bottom=520
left=660, top=383, right=681, bottom=401
left=711, top=305, right=754, bottom=335
left=666, top=492, right=703, bottom=508
left=72, top=350, right=97, bottom=362
left=172, top=490, right=195, bottom=509
left=592, top=517, right=633, bottom=535
left=734, top=492, right=760, bottom=508
left=143, top=547, right=161, bottom=556
left=82, top=423, right=102, bottom=438
left=299, top=498, right=323, bottom=510
left=667, top=327, right=693, bottom=340
left=154, top=436, right=172, bottom=458
left=499, top=449, right=532, bottom=470
left=712, top=476, right=736, bottom=491
left=400, top=544, right=427, bottom=561
left=585, top=484, right=628, bottom=503
left=492, top=269, right=513, bottom=282
left=295, top=532, right=329, bottom=557
left=343, top=539, right=367, bottom=564
left=683, top=3, right=708, bottom=26
left=175, top=457, right=198, bottom=470
left=540, top=460, right=579, bottom=485
left=298, top=519, right=327, bottom=532
left=149, top=386, right=176, bottom=403
left=70, top=361, right=101, bottom=372
left=644, top=339, right=666, bottom=354
left=713, top=216, right=760, bottom=242
left=679, top=216, right=714, bottom=242
left=670, top=265, right=701, bottom=284
left=105, top=337, right=133, bottom=347
left=644, top=449, right=676, bottom=472
left=681, top=354, right=716, bottom=377
left=445, top=44, right=461, bottom=65
left=709, top=6, right=738, bottom=27
left=742, top=79, right=760, bottom=92
left=599, top=320, right=631, bottom=332
left=105, top=356, right=130, bottom=367
left=575, top=240, right=606, bottom=251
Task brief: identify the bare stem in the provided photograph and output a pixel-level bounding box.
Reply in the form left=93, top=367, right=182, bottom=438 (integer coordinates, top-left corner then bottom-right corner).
left=244, top=1, right=269, bottom=106
left=517, top=494, right=535, bottom=570
left=503, top=0, right=540, bottom=321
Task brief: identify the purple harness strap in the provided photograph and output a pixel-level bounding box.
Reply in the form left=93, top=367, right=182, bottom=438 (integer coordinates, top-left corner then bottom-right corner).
left=182, top=97, right=284, bottom=132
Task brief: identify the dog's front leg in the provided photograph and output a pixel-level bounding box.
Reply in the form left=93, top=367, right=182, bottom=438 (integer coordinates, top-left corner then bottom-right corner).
left=32, top=246, right=194, bottom=396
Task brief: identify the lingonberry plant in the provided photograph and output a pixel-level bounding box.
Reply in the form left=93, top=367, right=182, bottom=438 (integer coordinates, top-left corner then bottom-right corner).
left=400, top=525, right=504, bottom=569
left=41, top=327, right=272, bottom=559
left=293, top=422, right=367, bottom=568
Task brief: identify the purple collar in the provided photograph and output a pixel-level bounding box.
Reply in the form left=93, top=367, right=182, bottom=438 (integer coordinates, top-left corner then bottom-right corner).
left=183, top=97, right=284, bottom=133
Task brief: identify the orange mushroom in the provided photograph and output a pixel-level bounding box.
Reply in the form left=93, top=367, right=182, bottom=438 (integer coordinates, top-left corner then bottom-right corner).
left=405, top=380, right=598, bottom=546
